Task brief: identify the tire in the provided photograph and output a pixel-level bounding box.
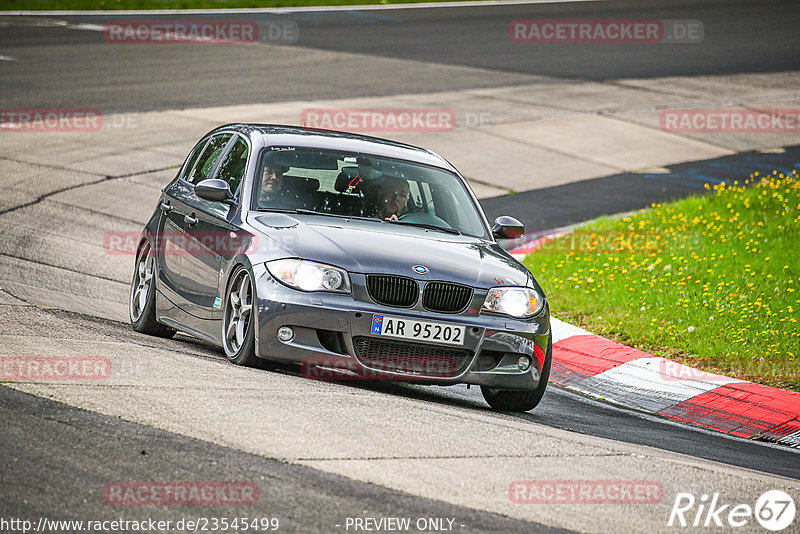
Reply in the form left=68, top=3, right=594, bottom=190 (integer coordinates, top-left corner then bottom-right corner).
left=222, top=265, right=274, bottom=369
left=481, top=336, right=552, bottom=412
left=130, top=239, right=176, bottom=338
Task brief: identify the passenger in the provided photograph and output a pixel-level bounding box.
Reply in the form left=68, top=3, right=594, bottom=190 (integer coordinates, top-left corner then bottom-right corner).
left=259, top=162, right=297, bottom=209
left=260, top=161, right=322, bottom=212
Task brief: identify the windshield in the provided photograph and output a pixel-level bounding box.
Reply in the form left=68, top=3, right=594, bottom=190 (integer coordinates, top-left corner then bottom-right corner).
left=252, top=147, right=489, bottom=238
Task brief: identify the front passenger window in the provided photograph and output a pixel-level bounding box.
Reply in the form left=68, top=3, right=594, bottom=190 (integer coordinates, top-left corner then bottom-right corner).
left=215, top=137, right=249, bottom=195
left=187, top=134, right=232, bottom=184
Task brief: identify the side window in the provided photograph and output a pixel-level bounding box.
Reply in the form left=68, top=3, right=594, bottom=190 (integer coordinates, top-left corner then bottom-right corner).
left=215, top=136, right=249, bottom=195
left=179, top=138, right=209, bottom=181
left=187, top=133, right=232, bottom=184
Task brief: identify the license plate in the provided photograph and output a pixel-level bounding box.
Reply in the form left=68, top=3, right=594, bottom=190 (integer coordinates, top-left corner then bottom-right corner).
left=371, top=315, right=465, bottom=346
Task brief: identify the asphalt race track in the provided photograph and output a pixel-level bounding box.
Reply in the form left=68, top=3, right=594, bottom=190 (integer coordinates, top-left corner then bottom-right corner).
left=1, top=1, right=800, bottom=532
left=1, top=386, right=559, bottom=533
left=0, top=0, right=798, bottom=111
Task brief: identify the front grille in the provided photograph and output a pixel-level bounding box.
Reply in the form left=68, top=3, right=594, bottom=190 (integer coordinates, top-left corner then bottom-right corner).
left=353, top=336, right=472, bottom=378
left=366, top=275, right=419, bottom=307
left=423, top=282, right=473, bottom=313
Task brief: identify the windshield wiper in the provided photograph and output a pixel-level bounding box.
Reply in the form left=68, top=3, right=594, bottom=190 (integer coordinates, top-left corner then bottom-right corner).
left=387, top=220, right=461, bottom=235
left=293, top=209, right=461, bottom=235
left=294, top=209, right=382, bottom=222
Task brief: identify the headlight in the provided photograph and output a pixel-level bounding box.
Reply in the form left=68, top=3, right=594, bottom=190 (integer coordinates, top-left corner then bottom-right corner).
left=266, top=259, right=351, bottom=293
left=481, top=287, right=543, bottom=318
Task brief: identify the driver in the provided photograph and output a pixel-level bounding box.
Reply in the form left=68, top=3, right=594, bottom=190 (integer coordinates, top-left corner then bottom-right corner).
left=374, top=176, right=410, bottom=220
left=261, top=163, right=289, bottom=196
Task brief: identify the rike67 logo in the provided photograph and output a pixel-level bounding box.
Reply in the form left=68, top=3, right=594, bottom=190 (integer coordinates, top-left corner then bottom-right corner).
left=668, top=490, right=796, bottom=531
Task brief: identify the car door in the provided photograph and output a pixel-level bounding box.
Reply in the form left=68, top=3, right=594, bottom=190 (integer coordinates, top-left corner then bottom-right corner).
left=161, top=133, right=233, bottom=320
left=178, top=134, right=249, bottom=331
left=155, top=136, right=210, bottom=304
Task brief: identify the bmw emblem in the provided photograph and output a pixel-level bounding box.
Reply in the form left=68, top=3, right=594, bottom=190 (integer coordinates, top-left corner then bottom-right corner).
left=412, top=265, right=429, bottom=275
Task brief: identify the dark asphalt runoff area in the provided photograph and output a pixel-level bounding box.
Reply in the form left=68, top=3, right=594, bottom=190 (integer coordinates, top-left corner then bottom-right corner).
left=483, top=145, right=800, bottom=232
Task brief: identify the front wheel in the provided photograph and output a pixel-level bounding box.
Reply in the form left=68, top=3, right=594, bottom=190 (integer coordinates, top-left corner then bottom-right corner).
left=223, top=266, right=274, bottom=369
left=481, top=337, right=552, bottom=412
left=130, top=239, right=176, bottom=338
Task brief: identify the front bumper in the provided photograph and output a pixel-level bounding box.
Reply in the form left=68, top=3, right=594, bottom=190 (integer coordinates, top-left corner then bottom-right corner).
left=251, top=264, right=550, bottom=390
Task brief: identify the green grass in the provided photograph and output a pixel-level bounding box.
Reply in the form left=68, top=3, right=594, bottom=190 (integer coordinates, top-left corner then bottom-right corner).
left=2, top=0, right=477, bottom=10
left=524, top=170, right=800, bottom=391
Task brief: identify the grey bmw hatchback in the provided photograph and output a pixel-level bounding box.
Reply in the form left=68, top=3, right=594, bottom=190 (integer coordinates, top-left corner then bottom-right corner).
left=130, top=124, right=552, bottom=412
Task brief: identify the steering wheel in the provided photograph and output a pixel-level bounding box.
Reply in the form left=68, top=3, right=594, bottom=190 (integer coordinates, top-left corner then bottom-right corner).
left=398, top=211, right=453, bottom=229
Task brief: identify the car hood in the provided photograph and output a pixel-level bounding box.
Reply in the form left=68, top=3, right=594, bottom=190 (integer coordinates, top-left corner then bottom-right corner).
left=248, top=213, right=530, bottom=289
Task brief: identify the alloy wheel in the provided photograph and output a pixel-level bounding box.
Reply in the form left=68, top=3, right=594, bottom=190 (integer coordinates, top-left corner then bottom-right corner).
left=224, top=269, right=253, bottom=354
left=130, top=242, right=153, bottom=322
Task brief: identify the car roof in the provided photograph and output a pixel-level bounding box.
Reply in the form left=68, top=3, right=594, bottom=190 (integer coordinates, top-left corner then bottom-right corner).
left=214, top=124, right=456, bottom=172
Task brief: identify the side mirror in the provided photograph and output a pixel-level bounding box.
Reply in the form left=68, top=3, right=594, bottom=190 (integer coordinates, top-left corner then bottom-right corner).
left=492, top=215, right=525, bottom=240
left=195, top=179, right=236, bottom=205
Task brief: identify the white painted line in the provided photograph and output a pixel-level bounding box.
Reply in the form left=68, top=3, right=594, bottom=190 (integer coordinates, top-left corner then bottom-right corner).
left=578, top=357, right=743, bottom=412
left=68, top=23, right=105, bottom=32
left=778, top=430, right=800, bottom=448
left=612, top=357, right=741, bottom=389
left=0, top=55, right=16, bottom=61
left=2, top=0, right=605, bottom=16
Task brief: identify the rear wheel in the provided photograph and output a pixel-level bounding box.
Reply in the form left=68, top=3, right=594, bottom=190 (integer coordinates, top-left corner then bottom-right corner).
left=223, top=266, right=274, bottom=369
left=130, top=239, right=176, bottom=338
left=481, top=337, right=552, bottom=412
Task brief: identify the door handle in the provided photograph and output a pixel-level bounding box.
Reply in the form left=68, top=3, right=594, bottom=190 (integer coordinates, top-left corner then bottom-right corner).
left=160, top=202, right=172, bottom=212
left=184, top=214, right=198, bottom=226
